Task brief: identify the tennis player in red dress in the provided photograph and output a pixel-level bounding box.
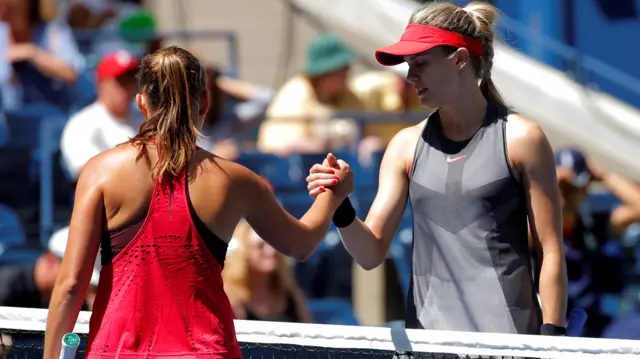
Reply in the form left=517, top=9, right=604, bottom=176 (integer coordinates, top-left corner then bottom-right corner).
left=43, top=46, right=353, bottom=359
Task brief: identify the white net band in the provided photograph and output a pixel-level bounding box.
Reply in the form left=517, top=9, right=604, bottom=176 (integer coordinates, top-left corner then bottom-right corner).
left=2, top=306, right=640, bottom=358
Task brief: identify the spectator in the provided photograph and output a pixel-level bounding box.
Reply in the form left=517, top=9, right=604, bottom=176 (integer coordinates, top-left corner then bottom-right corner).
left=48, top=226, right=100, bottom=310
left=0, top=249, right=61, bottom=308
left=350, top=70, right=427, bottom=166
left=200, top=65, right=273, bottom=160
left=0, top=227, right=99, bottom=310
left=257, top=33, right=364, bottom=156
left=0, top=0, right=84, bottom=110
left=223, top=220, right=311, bottom=323
left=60, top=50, right=141, bottom=179
left=552, top=148, right=640, bottom=337
left=350, top=70, right=426, bottom=143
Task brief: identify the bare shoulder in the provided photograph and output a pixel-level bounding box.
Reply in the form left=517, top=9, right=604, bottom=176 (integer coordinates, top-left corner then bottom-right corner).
left=77, top=143, right=140, bottom=188
left=387, top=120, right=425, bottom=176
left=505, top=114, right=553, bottom=169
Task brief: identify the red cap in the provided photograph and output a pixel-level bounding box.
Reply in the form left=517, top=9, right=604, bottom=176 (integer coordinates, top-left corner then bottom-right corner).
left=96, top=50, right=139, bottom=80
left=375, top=24, right=484, bottom=66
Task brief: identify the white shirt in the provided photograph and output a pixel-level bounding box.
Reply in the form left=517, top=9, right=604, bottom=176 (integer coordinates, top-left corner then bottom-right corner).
left=61, top=102, right=143, bottom=179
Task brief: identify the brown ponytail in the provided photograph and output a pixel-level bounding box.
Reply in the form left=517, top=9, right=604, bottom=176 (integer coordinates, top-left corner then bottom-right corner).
left=130, top=46, right=207, bottom=182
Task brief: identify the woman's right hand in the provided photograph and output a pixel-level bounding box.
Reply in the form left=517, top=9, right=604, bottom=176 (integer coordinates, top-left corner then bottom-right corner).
left=306, top=153, right=354, bottom=200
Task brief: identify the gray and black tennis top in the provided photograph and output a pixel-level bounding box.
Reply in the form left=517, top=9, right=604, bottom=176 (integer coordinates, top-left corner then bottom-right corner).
left=405, top=102, right=541, bottom=334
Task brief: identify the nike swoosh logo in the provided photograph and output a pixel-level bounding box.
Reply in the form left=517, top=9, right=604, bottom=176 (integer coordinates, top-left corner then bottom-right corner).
left=446, top=155, right=468, bottom=163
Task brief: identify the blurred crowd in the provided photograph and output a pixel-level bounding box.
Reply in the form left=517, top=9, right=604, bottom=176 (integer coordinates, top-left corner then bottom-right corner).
left=0, top=0, right=639, bottom=342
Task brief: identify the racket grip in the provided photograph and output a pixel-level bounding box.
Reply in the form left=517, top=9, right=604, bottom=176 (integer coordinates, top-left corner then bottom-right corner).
left=566, top=308, right=588, bottom=337
left=59, top=333, right=80, bottom=359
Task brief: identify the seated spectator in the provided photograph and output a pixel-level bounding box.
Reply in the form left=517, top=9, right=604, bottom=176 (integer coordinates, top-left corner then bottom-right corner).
left=48, top=226, right=100, bottom=310
left=223, top=220, right=311, bottom=323
left=257, top=33, right=364, bottom=156
left=551, top=148, right=640, bottom=337
left=199, top=66, right=273, bottom=160
left=61, top=50, right=141, bottom=179
left=350, top=70, right=426, bottom=143
left=0, top=0, right=84, bottom=111
left=0, top=249, right=61, bottom=308
left=350, top=70, right=427, bottom=166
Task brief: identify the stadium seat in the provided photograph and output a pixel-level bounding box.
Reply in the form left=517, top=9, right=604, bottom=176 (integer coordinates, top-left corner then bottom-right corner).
left=236, top=152, right=302, bottom=190
left=307, top=298, right=359, bottom=325
left=587, top=191, right=621, bottom=213
left=39, top=116, right=73, bottom=244
left=4, top=104, right=66, bottom=149
left=295, top=228, right=353, bottom=301
left=72, top=68, right=98, bottom=113
left=389, top=209, right=413, bottom=299
left=0, top=148, right=36, bottom=228
left=0, top=203, right=27, bottom=247
left=279, top=191, right=313, bottom=220
left=0, top=245, right=41, bottom=266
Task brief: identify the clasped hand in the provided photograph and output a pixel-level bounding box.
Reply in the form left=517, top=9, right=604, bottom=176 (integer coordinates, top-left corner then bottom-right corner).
left=306, top=153, right=354, bottom=200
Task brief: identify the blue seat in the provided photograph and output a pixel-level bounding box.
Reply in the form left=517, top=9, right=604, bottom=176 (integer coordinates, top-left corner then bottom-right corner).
left=307, top=298, right=359, bottom=325
left=5, top=104, right=65, bottom=149
left=389, top=209, right=414, bottom=299
left=236, top=152, right=302, bottom=190
left=354, top=149, right=384, bottom=189
left=0, top=245, right=41, bottom=266
left=0, top=203, right=27, bottom=247
left=72, top=69, right=97, bottom=113
left=295, top=228, right=352, bottom=301
left=587, top=191, right=621, bottom=213
left=0, top=112, right=8, bottom=147
left=279, top=192, right=313, bottom=220
left=39, top=116, right=72, bottom=244
left=0, top=148, right=33, bottom=210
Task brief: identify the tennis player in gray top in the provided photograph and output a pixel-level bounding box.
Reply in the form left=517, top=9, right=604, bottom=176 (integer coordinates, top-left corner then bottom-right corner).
left=306, top=1, right=568, bottom=336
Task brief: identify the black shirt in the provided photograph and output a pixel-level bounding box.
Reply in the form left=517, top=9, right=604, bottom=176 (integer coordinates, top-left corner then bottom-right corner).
left=0, top=264, right=44, bottom=308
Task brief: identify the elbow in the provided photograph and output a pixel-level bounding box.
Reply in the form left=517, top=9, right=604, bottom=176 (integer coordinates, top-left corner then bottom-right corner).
left=61, top=71, right=78, bottom=84
left=292, top=246, right=314, bottom=262
left=55, top=277, right=84, bottom=301
left=359, top=258, right=384, bottom=271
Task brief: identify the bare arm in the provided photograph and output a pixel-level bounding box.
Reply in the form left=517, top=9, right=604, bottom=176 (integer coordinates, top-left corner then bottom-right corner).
left=44, top=158, right=105, bottom=359
left=30, top=47, right=79, bottom=83
left=509, top=116, right=567, bottom=327
left=600, top=173, right=640, bottom=235
left=308, top=128, right=417, bottom=270
left=243, top=168, right=351, bottom=261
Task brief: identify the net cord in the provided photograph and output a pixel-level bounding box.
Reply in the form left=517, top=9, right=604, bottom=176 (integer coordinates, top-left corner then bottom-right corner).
left=2, top=306, right=640, bottom=358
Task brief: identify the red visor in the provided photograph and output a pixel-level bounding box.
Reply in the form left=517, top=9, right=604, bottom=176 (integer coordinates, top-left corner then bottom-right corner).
left=375, top=24, right=484, bottom=66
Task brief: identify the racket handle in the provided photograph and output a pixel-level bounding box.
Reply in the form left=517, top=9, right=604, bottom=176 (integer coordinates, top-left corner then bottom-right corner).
left=566, top=308, right=588, bottom=337
left=59, top=333, right=80, bottom=359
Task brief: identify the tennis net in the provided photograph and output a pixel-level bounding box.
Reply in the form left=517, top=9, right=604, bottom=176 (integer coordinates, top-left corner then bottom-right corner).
left=2, top=306, right=640, bottom=358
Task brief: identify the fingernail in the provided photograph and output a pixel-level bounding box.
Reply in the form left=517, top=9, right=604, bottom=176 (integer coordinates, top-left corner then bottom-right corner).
left=334, top=176, right=340, bottom=180
left=329, top=170, right=335, bottom=174
left=332, top=179, right=338, bottom=184
left=320, top=187, right=326, bottom=192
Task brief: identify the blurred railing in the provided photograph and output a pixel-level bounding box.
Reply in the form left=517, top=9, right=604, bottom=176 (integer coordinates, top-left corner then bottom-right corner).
left=498, top=15, right=640, bottom=107
left=73, top=29, right=239, bottom=77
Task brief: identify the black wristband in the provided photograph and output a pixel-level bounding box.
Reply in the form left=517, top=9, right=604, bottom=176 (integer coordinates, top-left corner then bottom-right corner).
left=540, top=323, right=566, bottom=336
left=332, top=198, right=356, bottom=228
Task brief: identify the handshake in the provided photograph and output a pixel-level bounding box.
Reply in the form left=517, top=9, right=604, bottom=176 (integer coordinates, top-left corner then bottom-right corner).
left=306, top=153, right=354, bottom=201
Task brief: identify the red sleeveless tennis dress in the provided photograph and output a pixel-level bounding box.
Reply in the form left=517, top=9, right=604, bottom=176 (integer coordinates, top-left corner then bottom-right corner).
left=85, top=169, right=242, bottom=358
